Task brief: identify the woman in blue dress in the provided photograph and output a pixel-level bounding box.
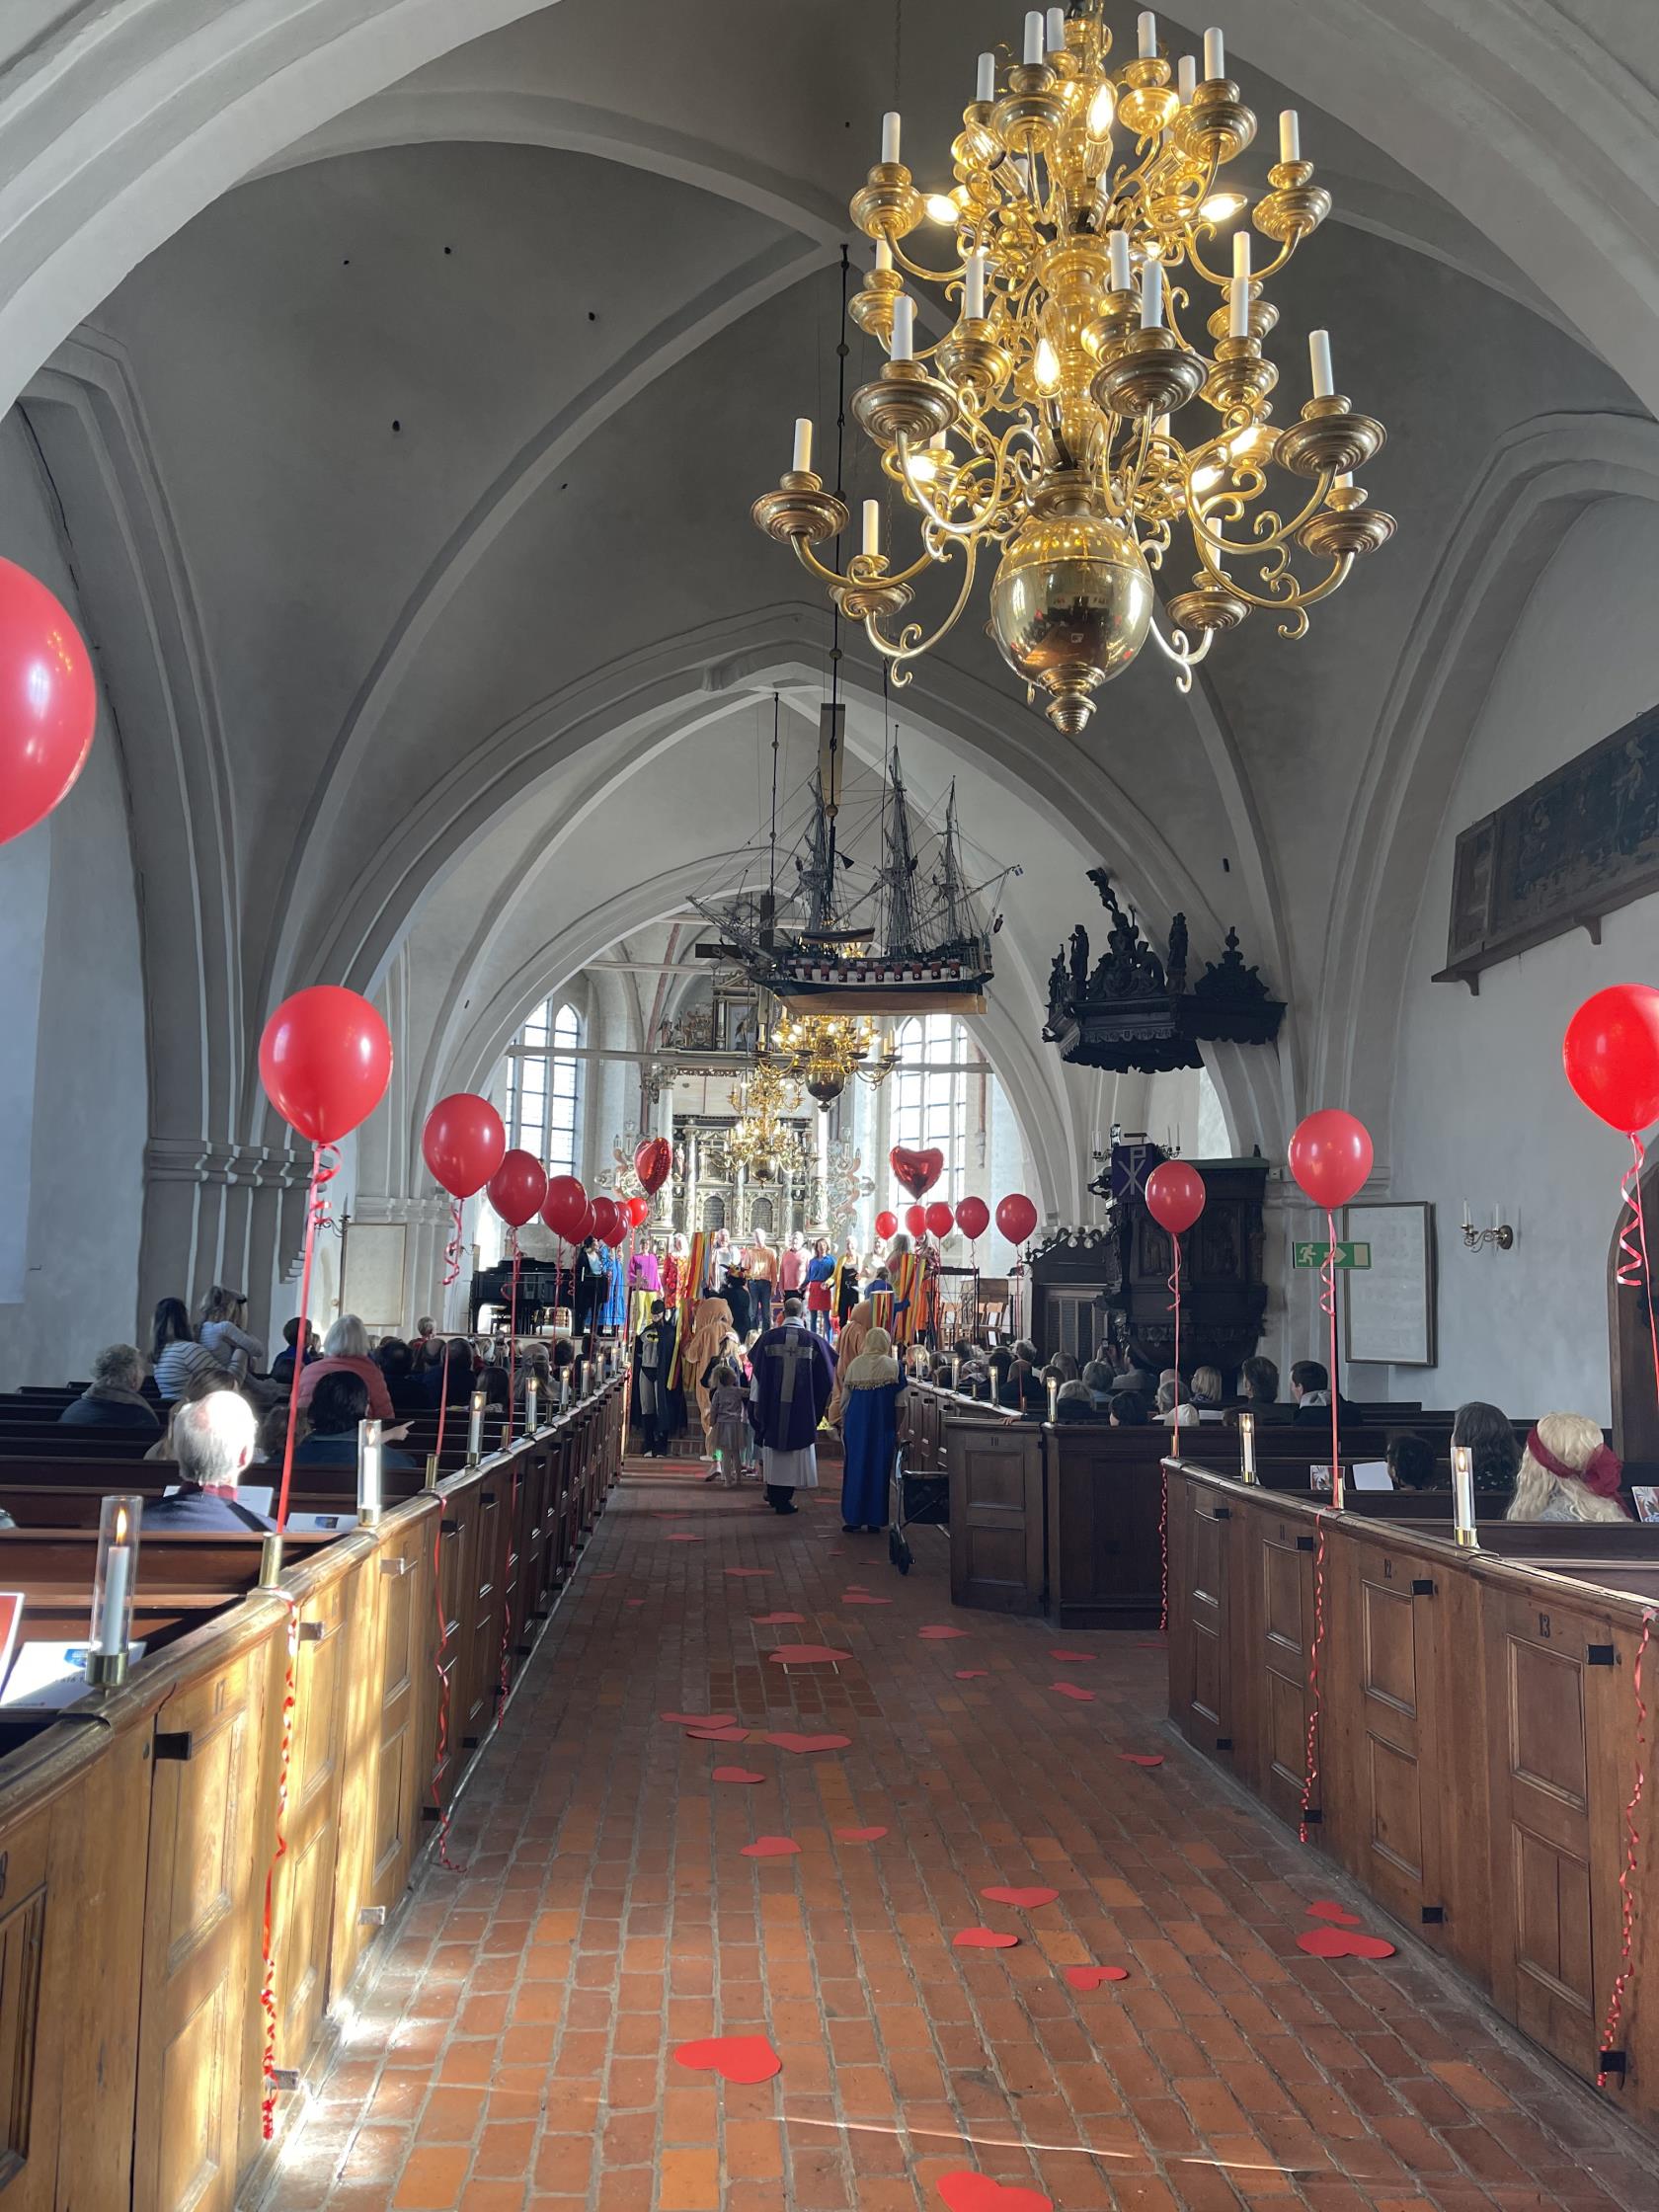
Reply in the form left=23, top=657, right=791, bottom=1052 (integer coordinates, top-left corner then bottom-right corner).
left=837, top=1325, right=905, bottom=1533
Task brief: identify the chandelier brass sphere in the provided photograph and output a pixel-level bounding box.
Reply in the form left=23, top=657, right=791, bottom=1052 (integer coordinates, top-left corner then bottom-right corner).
left=752, top=0, right=1394, bottom=738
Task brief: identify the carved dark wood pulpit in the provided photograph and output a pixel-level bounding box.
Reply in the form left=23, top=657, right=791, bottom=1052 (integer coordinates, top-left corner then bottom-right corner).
left=1030, top=1152, right=1268, bottom=1382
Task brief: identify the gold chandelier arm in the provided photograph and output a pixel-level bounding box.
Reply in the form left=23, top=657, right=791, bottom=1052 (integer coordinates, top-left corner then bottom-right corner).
left=789, top=536, right=855, bottom=591
left=861, top=535, right=982, bottom=677
left=1189, top=534, right=1356, bottom=636
left=895, top=424, right=1027, bottom=541
left=890, top=239, right=968, bottom=287
left=1186, top=467, right=1335, bottom=559
left=1147, top=614, right=1214, bottom=695
left=789, top=532, right=937, bottom=593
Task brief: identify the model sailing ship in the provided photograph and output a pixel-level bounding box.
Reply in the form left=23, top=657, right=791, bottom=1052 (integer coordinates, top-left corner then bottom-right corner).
left=696, top=749, right=1012, bottom=1016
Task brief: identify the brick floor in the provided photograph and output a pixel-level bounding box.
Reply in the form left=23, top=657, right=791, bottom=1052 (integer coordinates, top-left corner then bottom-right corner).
left=260, top=1470, right=1655, bottom=2211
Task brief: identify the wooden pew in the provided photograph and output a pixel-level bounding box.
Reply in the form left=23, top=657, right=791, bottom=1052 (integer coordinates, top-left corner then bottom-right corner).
left=1165, top=1458, right=1659, bottom=2125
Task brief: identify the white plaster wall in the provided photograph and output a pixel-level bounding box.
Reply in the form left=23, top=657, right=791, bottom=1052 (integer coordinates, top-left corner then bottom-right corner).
left=0, top=420, right=146, bottom=1384
left=1382, top=496, right=1659, bottom=1422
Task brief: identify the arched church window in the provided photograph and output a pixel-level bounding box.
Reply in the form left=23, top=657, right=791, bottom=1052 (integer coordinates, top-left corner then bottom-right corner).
left=892, top=1014, right=972, bottom=1202
left=504, top=997, right=584, bottom=1176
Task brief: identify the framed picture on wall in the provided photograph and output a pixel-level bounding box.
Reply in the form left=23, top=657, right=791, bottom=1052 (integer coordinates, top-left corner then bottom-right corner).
left=1341, top=1201, right=1437, bottom=1367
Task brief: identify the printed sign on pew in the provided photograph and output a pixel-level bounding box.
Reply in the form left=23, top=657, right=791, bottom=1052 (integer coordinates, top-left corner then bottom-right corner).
left=1292, top=1240, right=1372, bottom=1269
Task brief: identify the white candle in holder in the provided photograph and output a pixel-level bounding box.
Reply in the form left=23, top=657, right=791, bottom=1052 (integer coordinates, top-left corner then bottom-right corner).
left=1138, top=11, right=1157, bottom=60
left=1109, top=230, right=1133, bottom=292
left=792, top=417, right=813, bottom=473
left=1229, top=231, right=1252, bottom=339
left=1309, top=327, right=1335, bottom=399
left=881, top=112, right=902, bottom=166
left=1141, top=262, right=1163, bottom=330
left=1024, top=12, right=1045, bottom=64
left=1177, top=54, right=1196, bottom=102
left=1047, top=7, right=1066, bottom=54
left=964, top=248, right=988, bottom=322
left=1452, top=1444, right=1477, bottom=1545
left=1203, top=27, right=1224, bottom=79
left=977, top=51, right=997, bottom=105
left=889, top=292, right=914, bottom=361
left=861, top=499, right=881, bottom=558
left=1279, top=109, right=1302, bottom=163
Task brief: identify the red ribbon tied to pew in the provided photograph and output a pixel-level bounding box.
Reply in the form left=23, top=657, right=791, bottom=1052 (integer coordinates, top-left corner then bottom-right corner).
left=259, top=1593, right=300, bottom=2137
left=1598, top=1604, right=1654, bottom=2088
left=1299, top=1510, right=1331, bottom=1846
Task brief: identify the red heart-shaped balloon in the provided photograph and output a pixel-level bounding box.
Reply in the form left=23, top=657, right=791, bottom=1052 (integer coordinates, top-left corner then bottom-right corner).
left=1306, top=1899, right=1363, bottom=1926
left=1051, top=1682, right=1095, bottom=1701
left=740, top=1836, right=802, bottom=1858
left=936, top=2174, right=1054, bottom=2212
left=712, top=1766, right=765, bottom=1784
left=751, top=1612, right=807, bottom=1625
left=1118, top=1752, right=1164, bottom=1767
left=1065, top=1965, right=1131, bottom=1990
left=835, top=1826, right=888, bottom=1842
left=766, top=1644, right=852, bottom=1665
left=662, top=1712, right=737, bottom=1729
left=1296, top=1927, right=1396, bottom=1960
left=759, top=1731, right=852, bottom=1755
left=890, top=1145, right=944, bottom=1199
left=953, top=1928, right=1020, bottom=1949
left=673, top=2034, right=782, bottom=2083
left=634, top=1135, right=672, bottom=1194
left=981, top=1886, right=1059, bottom=1909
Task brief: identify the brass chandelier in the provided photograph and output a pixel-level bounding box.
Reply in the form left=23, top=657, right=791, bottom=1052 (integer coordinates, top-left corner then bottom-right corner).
left=723, top=1054, right=812, bottom=1179
left=773, top=1010, right=901, bottom=1107
left=752, top=1, right=1393, bottom=737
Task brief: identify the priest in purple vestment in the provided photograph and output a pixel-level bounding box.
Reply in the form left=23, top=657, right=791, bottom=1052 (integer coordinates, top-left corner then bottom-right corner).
left=749, top=1296, right=836, bottom=1514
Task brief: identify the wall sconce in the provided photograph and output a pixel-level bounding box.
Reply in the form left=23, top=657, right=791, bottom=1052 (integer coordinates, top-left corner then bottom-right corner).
left=1461, top=1201, right=1514, bottom=1252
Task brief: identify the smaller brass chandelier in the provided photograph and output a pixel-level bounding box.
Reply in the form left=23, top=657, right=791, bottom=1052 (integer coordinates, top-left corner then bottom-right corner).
left=723, top=1053, right=811, bottom=1179
left=773, top=1010, right=901, bottom=1106
left=752, top=1, right=1394, bottom=738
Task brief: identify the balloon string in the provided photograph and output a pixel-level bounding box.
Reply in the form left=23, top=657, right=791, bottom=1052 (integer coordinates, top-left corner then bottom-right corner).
left=434, top=1198, right=465, bottom=1465
left=1619, top=1136, right=1659, bottom=1411
left=1598, top=1606, right=1653, bottom=2086
left=498, top=1457, right=521, bottom=1719
left=432, top=1510, right=463, bottom=1870
left=259, top=1592, right=300, bottom=2136
left=505, top=1232, right=520, bottom=1446
left=1299, top=1510, right=1330, bottom=1844
left=275, top=1145, right=339, bottom=1534
left=1322, top=1206, right=1341, bottom=1510
left=1159, top=1236, right=1181, bottom=1634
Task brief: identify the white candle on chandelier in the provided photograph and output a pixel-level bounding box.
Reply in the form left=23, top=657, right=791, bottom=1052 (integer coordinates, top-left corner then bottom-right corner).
left=1203, top=27, right=1224, bottom=79
left=964, top=247, right=988, bottom=323
left=1177, top=54, right=1197, bottom=102
left=875, top=236, right=893, bottom=273
left=1023, top=12, right=1045, bottom=64
left=1229, top=231, right=1252, bottom=339
left=1279, top=109, right=1302, bottom=163
left=1109, top=229, right=1133, bottom=292
left=792, top=418, right=813, bottom=473
left=1138, top=11, right=1157, bottom=60
left=1140, top=261, right=1163, bottom=330
left=1047, top=7, right=1067, bottom=55
left=861, top=499, right=881, bottom=558
left=881, top=111, right=902, bottom=166
left=1334, top=470, right=1353, bottom=490
left=889, top=291, right=914, bottom=361
left=977, top=50, right=997, bottom=104
left=1309, top=327, right=1335, bottom=398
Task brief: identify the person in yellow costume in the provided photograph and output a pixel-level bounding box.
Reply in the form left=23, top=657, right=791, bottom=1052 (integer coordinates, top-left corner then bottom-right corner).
left=681, top=1291, right=736, bottom=1441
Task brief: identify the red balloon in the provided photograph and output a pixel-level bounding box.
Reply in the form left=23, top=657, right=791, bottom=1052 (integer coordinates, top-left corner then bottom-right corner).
left=0, top=558, right=99, bottom=845
left=421, top=1091, right=506, bottom=1200
left=994, top=1192, right=1038, bottom=1245
left=1288, top=1109, right=1375, bottom=1210
left=890, top=1146, right=944, bottom=1199
left=259, top=985, right=392, bottom=1145
left=874, top=1209, right=899, bottom=1239
left=955, top=1194, right=990, bottom=1241
left=635, top=1136, right=673, bottom=1194
left=571, top=1200, right=597, bottom=1243
left=924, top=1201, right=955, bottom=1239
left=626, top=1194, right=651, bottom=1227
left=1563, top=985, right=1659, bottom=1136
left=541, top=1174, right=588, bottom=1238
left=1146, top=1161, right=1207, bottom=1235
left=590, top=1195, right=627, bottom=1248
left=488, top=1148, right=547, bottom=1227
left=905, top=1203, right=928, bottom=1238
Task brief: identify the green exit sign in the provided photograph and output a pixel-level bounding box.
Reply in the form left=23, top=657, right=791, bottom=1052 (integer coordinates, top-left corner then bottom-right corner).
left=1293, top=1240, right=1372, bottom=1269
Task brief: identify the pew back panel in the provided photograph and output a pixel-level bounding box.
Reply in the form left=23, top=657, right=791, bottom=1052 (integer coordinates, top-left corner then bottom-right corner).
left=946, top=1417, right=1044, bottom=1614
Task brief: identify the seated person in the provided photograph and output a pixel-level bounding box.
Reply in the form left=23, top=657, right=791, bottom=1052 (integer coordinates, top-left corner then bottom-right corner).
left=516, top=1343, right=553, bottom=1414
left=1453, top=1398, right=1521, bottom=1500
left=1386, top=1433, right=1437, bottom=1491
left=1050, top=1352, right=1080, bottom=1383
left=150, top=1297, right=223, bottom=1403
left=1081, top=1357, right=1116, bottom=1411
left=1110, top=1391, right=1150, bottom=1427
left=1010, top=1341, right=1046, bottom=1413
left=1113, top=1341, right=1159, bottom=1396
left=988, top=1346, right=1016, bottom=1407
left=1156, top=1378, right=1199, bottom=1428
left=412, top=1314, right=438, bottom=1357
left=198, top=1285, right=266, bottom=1379
left=144, top=1392, right=274, bottom=1530
left=60, top=1344, right=161, bottom=1433
left=291, top=1371, right=416, bottom=1469
left=1290, top=1359, right=1358, bottom=1426
left=296, top=1314, right=395, bottom=1421
left=1507, top=1413, right=1628, bottom=1524
left=1226, top=1354, right=1292, bottom=1427
left=375, top=1337, right=428, bottom=1415
left=1054, top=1380, right=1102, bottom=1424
left=270, top=1317, right=319, bottom=1385
left=1189, top=1364, right=1225, bottom=1412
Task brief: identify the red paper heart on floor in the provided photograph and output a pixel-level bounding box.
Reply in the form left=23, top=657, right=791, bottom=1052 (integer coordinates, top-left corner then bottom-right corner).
left=1118, top=1752, right=1164, bottom=1767
left=760, top=1731, right=852, bottom=1755
left=686, top=1726, right=750, bottom=1742
left=981, top=1886, right=1059, bottom=1909
left=751, top=1612, right=806, bottom=1624
left=740, top=1836, right=802, bottom=1857
left=1048, top=1649, right=1097, bottom=1661
left=712, top=1767, right=765, bottom=1784
left=835, top=1826, right=888, bottom=1842
left=936, top=2174, right=1053, bottom=2212
left=662, top=1712, right=737, bottom=1729
left=1051, top=1682, right=1095, bottom=1701
left=1306, top=1899, right=1364, bottom=1926
left=667, top=1534, right=701, bottom=1542
left=842, top=1592, right=893, bottom=1605
left=1065, top=1964, right=1131, bottom=1990
left=919, top=1625, right=970, bottom=1640
left=725, top=1566, right=768, bottom=1577
left=626, top=1598, right=645, bottom=1607
left=953, top=1928, right=1020, bottom=1949
left=766, top=1644, right=852, bottom=1664
left=955, top=1669, right=989, bottom=1680
left=672, top=2034, right=782, bottom=2084
left=1296, top=1927, right=1396, bottom=1960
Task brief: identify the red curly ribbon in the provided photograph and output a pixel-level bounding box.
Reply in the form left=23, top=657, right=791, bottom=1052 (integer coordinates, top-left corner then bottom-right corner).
left=431, top=1511, right=463, bottom=1870
left=434, top=1198, right=465, bottom=1465
left=1618, top=1136, right=1659, bottom=1411
left=274, top=1145, right=338, bottom=1535
left=505, top=1230, right=521, bottom=1447
left=259, top=1592, right=301, bottom=2137
left=1299, top=1509, right=1330, bottom=1844
left=1321, top=1207, right=1342, bottom=1511
left=1598, top=1605, right=1654, bottom=2088
left=1159, top=1234, right=1182, bottom=1634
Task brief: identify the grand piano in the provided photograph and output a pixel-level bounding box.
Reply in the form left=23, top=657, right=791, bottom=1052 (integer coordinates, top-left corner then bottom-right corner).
left=468, top=1259, right=574, bottom=1333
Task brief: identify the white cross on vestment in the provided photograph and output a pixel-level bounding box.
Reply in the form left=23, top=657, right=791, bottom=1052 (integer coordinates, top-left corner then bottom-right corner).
left=766, top=1328, right=817, bottom=1407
